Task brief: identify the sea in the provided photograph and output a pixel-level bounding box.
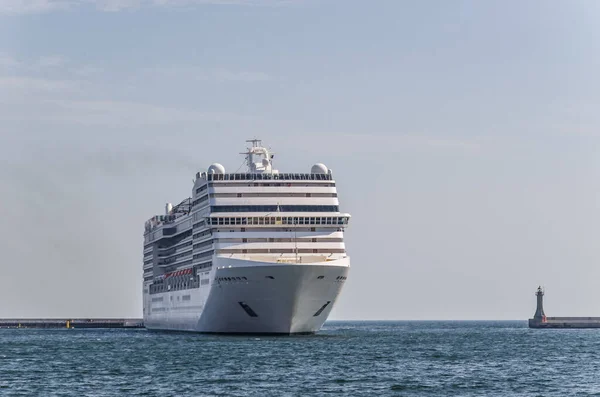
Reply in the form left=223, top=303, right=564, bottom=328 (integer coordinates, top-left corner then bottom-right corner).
left=1, top=321, right=599, bottom=396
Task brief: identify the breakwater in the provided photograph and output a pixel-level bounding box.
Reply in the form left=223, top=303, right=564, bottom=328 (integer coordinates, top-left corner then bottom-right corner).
left=0, top=318, right=143, bottom=329
left=529, top=317, right=600, bottom=329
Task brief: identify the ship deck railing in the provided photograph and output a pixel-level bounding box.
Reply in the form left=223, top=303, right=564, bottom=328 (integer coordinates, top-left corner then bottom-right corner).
left=206, top=173, right=333, bottom=182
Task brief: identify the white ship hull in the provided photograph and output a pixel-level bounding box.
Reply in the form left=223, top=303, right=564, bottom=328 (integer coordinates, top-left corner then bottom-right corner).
left=144, top=256, right=349, bottom=334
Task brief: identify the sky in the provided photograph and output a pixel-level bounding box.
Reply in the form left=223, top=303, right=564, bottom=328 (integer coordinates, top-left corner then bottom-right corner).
left=1, top=0, right=600, bottom=320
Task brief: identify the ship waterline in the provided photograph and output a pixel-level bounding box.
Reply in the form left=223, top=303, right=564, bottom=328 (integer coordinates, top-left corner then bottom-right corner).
left=142, top=140, right=351, bottom=334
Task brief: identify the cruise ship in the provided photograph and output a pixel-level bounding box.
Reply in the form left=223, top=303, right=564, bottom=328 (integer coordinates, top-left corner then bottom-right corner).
left=142, top=140, right=351, bottom=334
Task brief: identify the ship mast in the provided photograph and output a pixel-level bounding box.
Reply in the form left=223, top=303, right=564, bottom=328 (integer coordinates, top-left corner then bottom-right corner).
left=240, top=139, right=275, bottom=173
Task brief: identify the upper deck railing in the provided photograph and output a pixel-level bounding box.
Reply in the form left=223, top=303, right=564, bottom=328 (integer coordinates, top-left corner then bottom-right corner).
left=205, top=172, right=333, bottom=182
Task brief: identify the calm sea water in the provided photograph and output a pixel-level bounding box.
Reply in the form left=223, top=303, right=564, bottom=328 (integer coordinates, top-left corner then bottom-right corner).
left=1, top=321, right=600, bottom=396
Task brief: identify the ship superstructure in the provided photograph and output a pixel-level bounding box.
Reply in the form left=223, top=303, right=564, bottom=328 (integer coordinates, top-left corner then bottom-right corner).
left=142, top=140, right=350, bottom=333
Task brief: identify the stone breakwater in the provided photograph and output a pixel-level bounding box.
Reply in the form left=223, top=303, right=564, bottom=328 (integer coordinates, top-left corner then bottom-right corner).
left=0, top=318, right=143, bottom=329
left=529, top=317, right=600, bottom=329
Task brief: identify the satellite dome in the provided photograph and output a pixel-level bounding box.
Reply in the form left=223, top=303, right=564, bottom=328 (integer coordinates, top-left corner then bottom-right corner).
left=311, top=163, right=328, bottom=174
left=208, top=163, right=225, bottom=174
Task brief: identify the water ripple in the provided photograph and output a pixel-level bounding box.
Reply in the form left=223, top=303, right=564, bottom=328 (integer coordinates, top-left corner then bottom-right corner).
left=1, top=321, right=600, bottom=396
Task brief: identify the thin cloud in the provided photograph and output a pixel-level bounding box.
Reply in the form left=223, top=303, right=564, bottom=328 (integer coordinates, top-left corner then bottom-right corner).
left=1, top=53, right=72, bottom=72
left=143, top=66, right=274, bottom=83
left=421, top=137, right=482, bottom=151
left=73, top=65, right=103, bottom=77
left=211, top=69, right=272, bottom=83
left=97, top=0, right=301, bottom=11
left=0, top=0, right=73, bottom=14
left=37, top=55, right=67, bottom=68
left=285, top=133, right=484, bottom=155
left=0, top=76, right=79, bottom=93
left=95, top=0, right=141, bottom=11
left=0, top=59, right=256, bottom=126
left=37, top=99, right=235, bottom=125
left=150, top=0, right=299, bottom=6
left=0, top=53, right=103, bottom=92
left=1, top=0, right=301, bottom=14
left=340, top=133, right=482, bottom=151
left=0, top=53, right=20, bottom=68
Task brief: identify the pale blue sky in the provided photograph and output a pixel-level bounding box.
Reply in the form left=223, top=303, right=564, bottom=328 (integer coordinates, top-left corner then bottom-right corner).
left=1, top=0, right=600, bottom=319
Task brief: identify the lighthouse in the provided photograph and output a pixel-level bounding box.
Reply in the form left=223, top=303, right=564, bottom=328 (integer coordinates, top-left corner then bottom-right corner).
left=533, top=286, right=546, bottom=321
left=529, top=286, right=600, bottom=328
